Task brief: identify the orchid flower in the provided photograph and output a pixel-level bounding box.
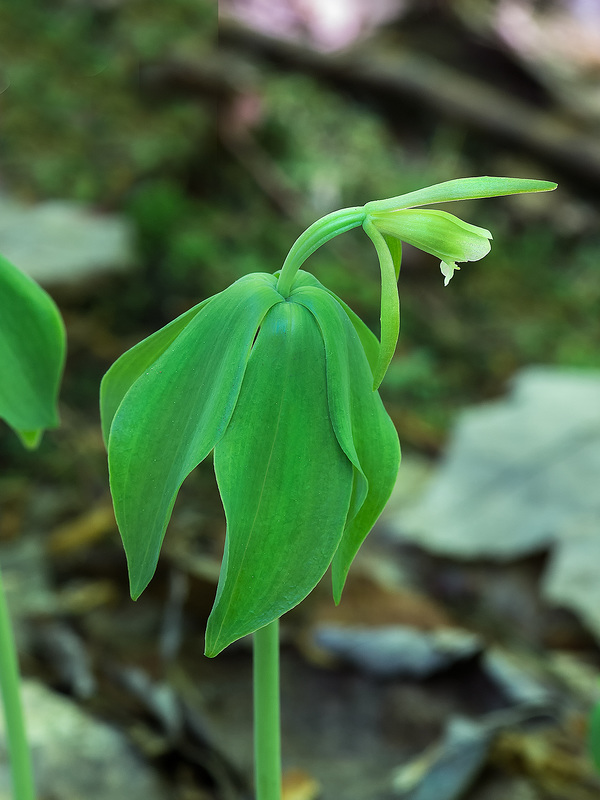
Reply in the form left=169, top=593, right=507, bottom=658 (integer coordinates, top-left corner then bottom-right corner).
left=101, top=176, right=556, bottom=657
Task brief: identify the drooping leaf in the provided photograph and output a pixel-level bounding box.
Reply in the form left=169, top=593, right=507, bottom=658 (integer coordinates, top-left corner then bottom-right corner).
left=330, top=402, right=400, bottom=602
left=325, top=289, right=380, bottom=379
left=293, top=287, right=400, bottom=602
left=0, top=253, right=65, bottom=447
left=108, top=273, right=283, bottom=599
left=292, top=284, right=368, bottom=523
left=206, top=300, right=354, bottom=656
left=285, top=269, right=380, bottom=378
left=100, top=298, right=211, bottom=444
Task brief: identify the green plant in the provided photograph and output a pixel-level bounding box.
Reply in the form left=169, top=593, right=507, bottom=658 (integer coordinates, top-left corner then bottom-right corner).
left=0, top=253, right=66, bottom=800
left=590, top=698, right=600, bottom=773
left=101, top=176, right=555, bottom=798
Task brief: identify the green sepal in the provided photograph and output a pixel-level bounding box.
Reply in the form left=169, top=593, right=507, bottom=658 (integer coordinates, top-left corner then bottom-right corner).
left=100, top=299, right=211, bottom=445
left=384, top=234, right=402, bottom=281
left=107, top=273, right=283, bottom=600
left=0, top=254, right=65, bottom=447
left=364, top=176, right=557, bottom=214
left=206, top=301, right=354, bottom=656
left=363, top=219, right=400, bottom=389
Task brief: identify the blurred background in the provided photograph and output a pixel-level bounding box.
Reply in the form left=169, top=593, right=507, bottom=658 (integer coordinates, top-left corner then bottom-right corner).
left=1, top=0, right=599, bottom=798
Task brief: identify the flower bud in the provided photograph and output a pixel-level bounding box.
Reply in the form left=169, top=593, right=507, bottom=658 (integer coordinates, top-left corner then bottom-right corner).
left=369, top=208, right=492, bottom=286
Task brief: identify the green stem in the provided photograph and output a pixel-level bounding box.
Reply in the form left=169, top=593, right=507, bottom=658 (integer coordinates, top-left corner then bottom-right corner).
left=253, top=619, right=281, bottom=800
left=0, top=564, right=35, bottom=800
left=276, top=206, right=365, bottom=297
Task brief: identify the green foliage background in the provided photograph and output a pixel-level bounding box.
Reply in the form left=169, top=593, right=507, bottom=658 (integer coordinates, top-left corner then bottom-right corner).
left=1, top=0, right=598, bottom=449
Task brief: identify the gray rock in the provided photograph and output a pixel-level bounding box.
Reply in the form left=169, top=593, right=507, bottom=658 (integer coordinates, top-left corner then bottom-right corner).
left=312, top=624, right=481, bottom=678
left=0, top=680, right=167, bottom=800
left=0, top=193, right=135, bottom=285
left=391, top=367, right=600, bottom=560
left=542, top=516, right=600, bottom=642
left=482, top=648, right=554, bottom=708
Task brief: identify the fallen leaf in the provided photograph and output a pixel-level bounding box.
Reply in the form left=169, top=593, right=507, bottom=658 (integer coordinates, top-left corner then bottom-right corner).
left=48, top=503, right=117, bottom=555
left=391, top=716, right=495, bottom=800
left=313, top=574, right=453, bottom=630
left=492, top=726, right=600, bottom=800
left=282, top=767, right=322, bottom=800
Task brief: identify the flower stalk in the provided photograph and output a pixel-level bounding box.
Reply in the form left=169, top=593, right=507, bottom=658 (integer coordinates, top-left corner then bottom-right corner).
left=0, top=567, right=36, bottom=800
left=0, top=252, right=65, bottom=800
left=276, top=206, right=364, bottom=297
left=254, top=620, right=281, bottom=800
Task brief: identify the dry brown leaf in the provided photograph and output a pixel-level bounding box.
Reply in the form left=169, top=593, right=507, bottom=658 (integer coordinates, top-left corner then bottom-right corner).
left=282, top=768, right=321, bottom=800
left=313, top=574, right=453, bottom=630
left=56, top=579, right=119, bottom=614
left=298, top=571, right=459, bottom=669
left=492, top=727, right=600, bottom=799
left=48, top=502, right=116, bottom=555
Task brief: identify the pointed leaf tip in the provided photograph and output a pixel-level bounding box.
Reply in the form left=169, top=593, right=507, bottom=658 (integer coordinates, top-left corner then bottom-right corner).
left=18, top=429, right=43, bottom=449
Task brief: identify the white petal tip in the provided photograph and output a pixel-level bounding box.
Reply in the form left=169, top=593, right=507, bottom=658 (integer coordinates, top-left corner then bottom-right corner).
left=440, top=261, right=460, bottom=286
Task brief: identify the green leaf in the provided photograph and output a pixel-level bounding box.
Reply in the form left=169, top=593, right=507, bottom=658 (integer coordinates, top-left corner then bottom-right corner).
left=0, top=254, right=65, bottom=447
left=108, top=273, right=282, bottom=600
left=363, top=218, right=400, bottom=389
left=330, top=396, right=400, bottom=602
left=293, top=288, right=400, bottom=602
left=206, top=300, right=354, bottom=656
left=18, top=430, right=43, bottom=449
left=364, top=176, right=557, bottom=214
left=288, top=269, right=381, bottom=381
left=100, top=298, right=210, bottom=445
left=325, top=289, right=380, bottom=378
left=292, top=284, right=368, bottom=523
left=590, top=700, right=600, bottom=773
